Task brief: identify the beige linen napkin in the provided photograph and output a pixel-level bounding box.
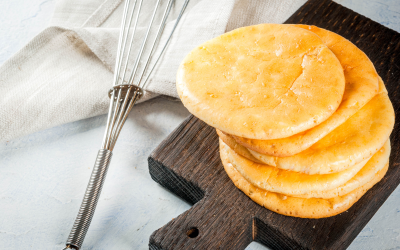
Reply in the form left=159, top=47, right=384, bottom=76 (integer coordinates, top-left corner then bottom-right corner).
left=0, top=0, right=305, bottom=142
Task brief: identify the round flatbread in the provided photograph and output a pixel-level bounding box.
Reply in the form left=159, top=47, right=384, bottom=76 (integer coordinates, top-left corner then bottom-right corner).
left=216, top=129, right=262, bottom=163
left=177, top=24, right=345, bottom=140
left=292, top=140, right=389, bottom=199
left=232, top=25, right=380, bottom=157
left=221, top=140, right=370, bottom=196
left=221, top=147, right=388, bottom=218
left=247, top=92, right=394, bottom=174
left=218, top=130, right=390, bottom=198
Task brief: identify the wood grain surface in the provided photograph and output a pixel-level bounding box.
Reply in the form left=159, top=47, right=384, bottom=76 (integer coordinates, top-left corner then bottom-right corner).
left=147, top=0, right=400, bottom=249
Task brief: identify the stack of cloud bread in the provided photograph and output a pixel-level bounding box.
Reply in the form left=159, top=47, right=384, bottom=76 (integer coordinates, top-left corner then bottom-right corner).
left=176, top=24, right=395, bottom=218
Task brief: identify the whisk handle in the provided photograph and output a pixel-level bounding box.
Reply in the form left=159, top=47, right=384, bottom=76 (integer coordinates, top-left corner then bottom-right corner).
left=64, top=149, right=113, bottom=250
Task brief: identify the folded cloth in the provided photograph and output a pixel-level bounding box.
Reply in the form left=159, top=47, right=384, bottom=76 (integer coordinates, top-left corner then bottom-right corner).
left=0, top=0, right=305, bottom=142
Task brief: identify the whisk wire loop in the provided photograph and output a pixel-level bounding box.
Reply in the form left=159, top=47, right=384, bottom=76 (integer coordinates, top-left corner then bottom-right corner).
left=127, top=0, right=161, bottom=86
left=140, top=0, right=190, bottom=89
left=108, top=86, right=132, bottom=148
left=109, top=88, right=142, bottom=150
left=120, top=0, right=142, bottom=85
left=112, top=0, right=132, bottom=86
left=135, top=0, right=175, bottom=85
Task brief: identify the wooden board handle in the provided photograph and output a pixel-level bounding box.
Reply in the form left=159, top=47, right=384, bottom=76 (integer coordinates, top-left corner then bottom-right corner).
left=148, top=173, right=253, bottom=250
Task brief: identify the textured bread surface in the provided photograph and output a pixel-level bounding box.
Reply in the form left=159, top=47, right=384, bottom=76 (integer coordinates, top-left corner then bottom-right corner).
left=177, top=24, right=345, bottom=140
left=221, top=142, right=388, bottom=219
left=219, top=132, right=390, bottom=199
left=245, top=93, right=394, bottom=174
left=216, top=129, right=261, bottom=163
left=232, top=25, right=380, bottom=156
left=288, top=140, right=390, bottom=199
left=222, top=140, right=370, bottom=196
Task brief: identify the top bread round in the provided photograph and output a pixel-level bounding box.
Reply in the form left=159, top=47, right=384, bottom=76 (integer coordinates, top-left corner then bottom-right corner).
left=177, top=24, right=345, bottom=140
left=231, top=25, right=380, bottom=156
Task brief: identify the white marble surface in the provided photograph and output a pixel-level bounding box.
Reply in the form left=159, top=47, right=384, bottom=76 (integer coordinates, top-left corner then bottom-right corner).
left=0, top=1, right=399, bottom=250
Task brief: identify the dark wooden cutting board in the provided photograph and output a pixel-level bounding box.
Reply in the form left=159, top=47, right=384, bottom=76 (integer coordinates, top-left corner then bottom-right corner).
left=147, top=0, right=400, bottom=249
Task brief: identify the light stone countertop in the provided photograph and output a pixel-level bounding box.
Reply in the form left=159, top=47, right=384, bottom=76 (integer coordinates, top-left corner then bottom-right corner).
left=0, top=1, right=399, bottom=249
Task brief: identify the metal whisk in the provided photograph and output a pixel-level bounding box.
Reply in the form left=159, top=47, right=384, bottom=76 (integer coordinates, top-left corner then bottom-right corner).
left=63, top=0, right=189, bottom=249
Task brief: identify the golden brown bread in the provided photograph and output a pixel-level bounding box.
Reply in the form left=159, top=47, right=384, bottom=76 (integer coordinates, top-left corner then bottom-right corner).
left=232, top=25, right=380, bottom=157
left=177, top=24, right=345, bottom=140
left=245, top=93, right=394, bottom=174
left=218, top=131, right=390, bottom=199
left=221, top=140, right=370, bottom=197
left=221, top=142, right=389, bottom=218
